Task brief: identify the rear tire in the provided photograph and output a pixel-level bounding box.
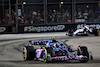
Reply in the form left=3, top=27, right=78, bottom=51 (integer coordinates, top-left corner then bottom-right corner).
left=86, top=31, right=89, bottom=36
left=23, top=46, right=35, bottom=61
left=94, top=29, right=99, bottom=36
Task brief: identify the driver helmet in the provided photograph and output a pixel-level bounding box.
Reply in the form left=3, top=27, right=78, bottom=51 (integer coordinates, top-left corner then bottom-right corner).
left=52, top=39, right=56, bottom=43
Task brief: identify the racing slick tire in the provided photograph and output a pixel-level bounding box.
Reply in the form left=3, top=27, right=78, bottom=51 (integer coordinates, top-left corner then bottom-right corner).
left=85, top=31, right=89, bottom=36
left=41, top=48, right=48, bottom=63
left=77, top=46, right=89, bottom=63
left=94, top=29, right=99, bottom=36
left=23, top=46, right=35, bottom=61
left=46, top=47, right=55, bottom=57
left=41, top=48, right=53, bottom=63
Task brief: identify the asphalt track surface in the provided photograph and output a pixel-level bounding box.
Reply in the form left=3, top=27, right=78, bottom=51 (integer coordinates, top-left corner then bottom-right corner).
left=0, top=32, right=100, bottom=67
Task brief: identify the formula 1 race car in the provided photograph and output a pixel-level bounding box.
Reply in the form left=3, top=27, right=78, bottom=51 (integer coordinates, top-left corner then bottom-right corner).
left=73, top=25, right=99, bottom=36
left=23, top=37, right=93, bottom=63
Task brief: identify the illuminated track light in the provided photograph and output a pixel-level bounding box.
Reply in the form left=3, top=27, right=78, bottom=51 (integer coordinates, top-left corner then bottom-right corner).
left=23, top=2, right=26, bottom=5
left=61, top=2, right=64, bottom=4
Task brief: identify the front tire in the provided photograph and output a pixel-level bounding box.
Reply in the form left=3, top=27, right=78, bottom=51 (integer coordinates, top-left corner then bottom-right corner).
left=77, top=46, right=89, bottom=63
left=46, top=47, right=55, bottom=57
left=41, top=48, right=48, bottom=63
left=41, top=48, right=53, bottom=63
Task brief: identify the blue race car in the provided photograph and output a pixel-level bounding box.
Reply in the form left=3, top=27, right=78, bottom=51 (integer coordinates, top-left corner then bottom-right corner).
left=23, top=38, right=93, bottom=63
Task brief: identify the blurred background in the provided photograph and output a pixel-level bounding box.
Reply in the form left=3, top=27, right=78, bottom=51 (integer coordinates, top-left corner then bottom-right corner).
left=0, top=0, right=100, bottom=33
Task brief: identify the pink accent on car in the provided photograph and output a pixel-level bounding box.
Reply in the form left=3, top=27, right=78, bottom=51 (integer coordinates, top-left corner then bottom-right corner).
left=36, top=49, right=43, bottom=58
left=23, top=50, right=25, bottom=52
left=31, top=41, right=33, bottom=44
left=78, top=55, right=83, bottom=57
left=75, top=56, right=78, bottom=59
left=79, top=47, right=82, bottom=54
left=66, top=58, right=69, bottom=60
left=39, top=49, right=43, bottom=56
left=74, top=56, right=78, bottom=59
left=23, top=50, right=25, bottom=57
left=76, top=55, right=84, bottom=59
left=52, top=56, right=68, bottom=60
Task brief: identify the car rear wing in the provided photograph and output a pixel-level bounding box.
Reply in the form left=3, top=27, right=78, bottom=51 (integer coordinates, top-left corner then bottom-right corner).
left=28, top=40, right=49, bottom=45
left=28, top=37, right=56, bottom=45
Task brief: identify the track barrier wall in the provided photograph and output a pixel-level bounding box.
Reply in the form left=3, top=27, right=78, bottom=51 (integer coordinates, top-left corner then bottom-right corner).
left=0, top=22, right=100, bottom=33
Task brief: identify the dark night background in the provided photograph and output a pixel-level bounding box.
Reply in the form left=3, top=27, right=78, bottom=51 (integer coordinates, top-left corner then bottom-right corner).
left=0, top=0, right=100, bottom=19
